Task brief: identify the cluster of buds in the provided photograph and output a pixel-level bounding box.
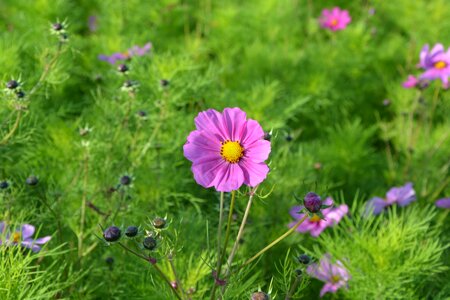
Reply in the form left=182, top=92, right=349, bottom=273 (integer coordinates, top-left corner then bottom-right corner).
left=50, top=20, right=68, bottom=43
left=121, top=79, right=139, bottom=93
left=4, top=79, right=26, bottom=100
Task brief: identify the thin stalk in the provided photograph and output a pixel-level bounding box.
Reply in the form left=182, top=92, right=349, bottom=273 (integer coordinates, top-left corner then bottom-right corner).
left=78, top=150, right=89, bottom=260
left=210, top=191, right=225, bottom=300
left=225, top=186, right=258, bottom=275
left=117, top=242, right=182, bottom=300
left=0, top=110, right=22, bottom=145
left=285, top=275, right=301, bottom=300
left=168, top=253, right=187, bottom=300
left=238, top=214, right=308, bottom=271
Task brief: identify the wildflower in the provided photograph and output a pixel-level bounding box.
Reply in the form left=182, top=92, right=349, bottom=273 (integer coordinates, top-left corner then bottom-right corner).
left=143, top=236, right=157, bottom=250
left=382, top=99, right=391, bottom=106
left=319, top=7, right=351, bottom=32
left=98, top=42, right=152, bottom=65
left=183, top=108, right=271, bottom=192
left=0, top=222, right=51, bottom=252
left=152, top=217, right=166, bottom=229
left=307, top=254, right=350, bottom=297
left=88, top=15, right=97, bottom=32
left=304, top=192, right=322, bottom=213
left=125, top=226, right=138, bottom=237
left=418, top=44, right=450, bottom=88
left=435, top=198, right=450, bottom=209
left=25, top=176, right=39, bottom=186
left=251, top=292, right=270, bottom=300
left=103, top=226, right=121, bottom=242
left=402, top=75, right=419, bottom=88
left=366, top=182, right=416, bottom=215
left=50, top=20, right=69, bottom=42
left=289, top=198, right=348, bottom=237
left=298, top=254, right=311, bottom=265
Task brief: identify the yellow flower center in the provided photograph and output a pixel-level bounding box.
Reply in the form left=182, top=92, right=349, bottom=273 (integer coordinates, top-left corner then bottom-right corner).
left=330, top=19, right=338, bottom=26
left=331, top=275, right=341, bottom=283
left=310, top=214, right=321, bottom=222
left=220, top=140, right=244, bottom=163
left=434, top=61, right=447, bottom=69
left=12, top=232, right=21, bottom=243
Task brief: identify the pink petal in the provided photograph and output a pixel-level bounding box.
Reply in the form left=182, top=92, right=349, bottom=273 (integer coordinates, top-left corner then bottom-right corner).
left=241, top=119, right=265, bottom=146
left=214, top=163, right=245, bottom=192
left=244, top=139, right=271, bottom=163
left=239, top=159, right=270, bottom=187
left=194, top=109, right=229, bottom=141
left=221, top=107, right=247, bottom=141
left=191, top=158, right=227, bottom=189
left=289, top=206, right=304, bottom=219
left=320, top=283, right=339, bottom=297
left=184, top=130, right=221, bottom=163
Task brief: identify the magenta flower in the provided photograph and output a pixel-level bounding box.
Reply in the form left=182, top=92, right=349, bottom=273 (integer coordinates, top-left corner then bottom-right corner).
left=418, top=43, right=450, bottom=88
left=0, top=222, right=51, bottom=252
left=402, top=75, right=419, bottom=88
left=288, top=197, right=348, bottom=237
left=307, top=254, right=350, bottom=297
left=366, top=182, right=416, bottom=215
left=319, top=7, right=351, bottom=31
left=436, top=198, right=450, bottom=209
left=183, top=108, right=271, bottom=192
left=98, top=42, right=152, bottom=65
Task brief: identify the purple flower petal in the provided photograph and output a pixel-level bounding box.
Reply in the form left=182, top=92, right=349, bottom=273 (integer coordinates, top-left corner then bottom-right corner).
left=436, top=198, right=450, bottom=209
left=21, top=224, right=35, bottom=239
left=366, top=197, right=388, bottom=215
left=387, top=182, right=416, bottom=206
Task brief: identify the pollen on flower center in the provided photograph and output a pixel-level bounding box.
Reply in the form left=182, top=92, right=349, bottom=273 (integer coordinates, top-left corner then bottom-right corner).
left=220, top=140, right=244, bottom=163
left=434, top=61, right=447, bottom=69
left=310, top=214, right=322, bottom=222
left=13, top=232, right=21, bottom=243
left=330, top=19, right=338, bottom=26
left=331, top=275, right=341, bottom=283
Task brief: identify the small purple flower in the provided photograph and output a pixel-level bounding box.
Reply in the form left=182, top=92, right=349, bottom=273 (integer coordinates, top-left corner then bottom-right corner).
left=366, top=182, right=416, bottom=215
left=289, top=198, right=348, bottom=237
left=319, top=7, right=351, bottom=32
left=418, top=43, right=450, bottom=88
left=0, top=222, right=51, bottom=252
left=88, top=15, right=98, bottom=32
left=402, top=75, right=419, bottom=88
left=435, top=198, right=450, bottom=209
left=98, top=42, right=152, bottom=65
left=307, top=254, right=350, bottom=297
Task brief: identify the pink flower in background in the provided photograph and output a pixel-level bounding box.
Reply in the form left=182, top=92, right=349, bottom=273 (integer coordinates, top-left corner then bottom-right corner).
left=288, top=197, right=348, bottom=237
left=417, top=43, right=450, bottom=88
left=319, top=7, right=351, bottom=31
left=183, top=108, right=271, bottom=192
left=435, top=198, right=450, bottom=209
left=98, top=42, right=152, bottom=64
left=402, top=75, right=419, bottom=88
left=307, top=254, right=350, bottom=297
left=0, top=222, right=51, bottom=252
left=366, top=182, right=416, bottom=215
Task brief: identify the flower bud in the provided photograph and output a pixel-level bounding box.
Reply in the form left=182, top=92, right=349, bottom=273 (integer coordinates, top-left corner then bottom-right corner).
left=117, top=64, right=129, bottom=73
left=136, top=110, right=147, bottom=118
left=53, top=23, right=63, bottom=31
left=304, top=192, right=321, bottom=213
left=0, top=181, right=9, bottom=189
left=143, top=236, right=157, bottom=250
left=263, top=131, right=271, bottom=141
left=120, top=175, right=132, bottom=186
left=103, top=226, right=121, bottom=242
left=160, top=79, right=170, bottom=87
left=297, top=254, right=311, bottom=265
left=26, top=176, right=39, bottom=186
left=295, top=269, right=302, bottom=277
left=16, top=90, right=25, bottom=99
left=125, top=226, right=138, bottom=237
left=6, top=80, right=19, bottom=90
left=251, top=292, right=270, bottom=300
left=152, top=217, right=166, bottom=229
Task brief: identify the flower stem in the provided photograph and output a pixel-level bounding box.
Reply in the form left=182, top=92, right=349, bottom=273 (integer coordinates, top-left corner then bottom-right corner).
left=78, top=149, right=89, bottom=260
left=210, top=191, right=225, bottom=300
left=285, top=275, right=301, bottom=300
left=117, top=242, right=182, bottom=300
left=238, top=214, right=308, bottom=271
left=168, top=252, right=187, bottom=300
left=0, top=110, right=22, bottom=145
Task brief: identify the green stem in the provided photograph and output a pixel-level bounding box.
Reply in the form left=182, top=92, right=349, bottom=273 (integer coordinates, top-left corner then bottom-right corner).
left=285, top=274, right=301, bottom=300
left=238, top=214, right=308, bottom=271
left=78, top=150, right=89, bottom=260
left=168, top=252, right=187, bottom=300
left=0, top=110, right=22, bottom=145
left=117, top=243, right=182, bottom=300
left=210, top=191, right=225, bottom=300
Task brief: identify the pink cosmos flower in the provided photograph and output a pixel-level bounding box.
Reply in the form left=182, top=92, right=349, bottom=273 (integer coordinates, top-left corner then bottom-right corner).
left=366, top=182, right=416, bottom=215
left=436, top=198, right=450, bottom=209
left=319, top=7, right=351, bottom=31
left=402, top=75, right=419, bottom=88
left=288, top=197, right=348, bottom=237
left=418, top=43, right=450, bottom=88
left=0, top=222, right=51, bottom=252
left=183, top=108, right=271, bottom=192
left=307, top=254, right=350, bottom=297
